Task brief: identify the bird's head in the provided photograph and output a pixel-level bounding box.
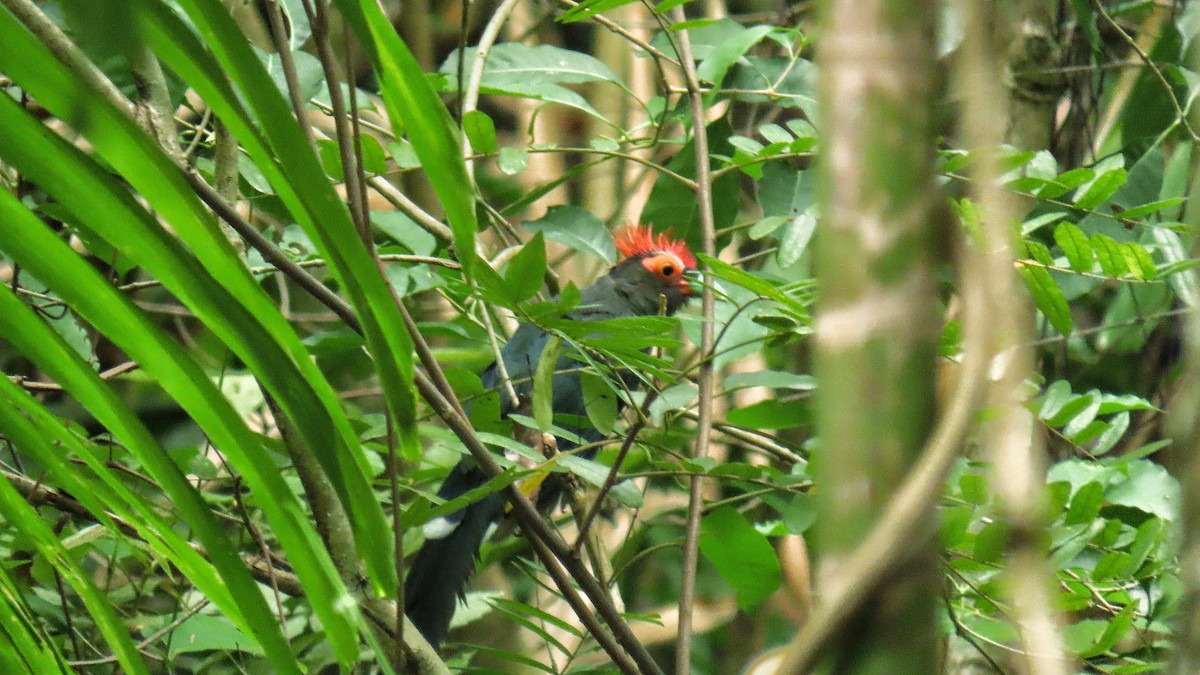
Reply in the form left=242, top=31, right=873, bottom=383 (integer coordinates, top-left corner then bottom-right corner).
left=607, top=225, right=698, bottom=316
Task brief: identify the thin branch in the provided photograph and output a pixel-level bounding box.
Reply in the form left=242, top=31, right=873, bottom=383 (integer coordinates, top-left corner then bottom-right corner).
left=1092, top=0, right=1200, bottom=145
left=308, top=0, right=369, bottom=238
left=265, top=0, right=318, bottom=152
left=571, top=383, right=661, bottom=551
left=664, top=7, right=719, bottom=672
left=70, top=600, right=210, bottom=668
left=11, top=361, right=139, bottom=392
left=953, top=0, right=1072, bottom=672
left=410, top=368, right=664, bottom=675
left=368, top=176, right=457, bottom=243
left=460, top=0, right=523, bottom=178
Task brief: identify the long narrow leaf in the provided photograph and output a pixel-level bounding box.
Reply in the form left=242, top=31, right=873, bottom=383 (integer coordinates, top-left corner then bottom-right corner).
left=129, top=1, right=422, bottom=550
left=0, top=186, right=331, bottom=670
left=336, top=0, right=478, bottom=268
left=0, top=5, right=394, bottom=604
left=0, top=471, right=148, bottom=674
left=0, top=288, right=274, bottom=660
left=0, top=566, right=68, bottom=674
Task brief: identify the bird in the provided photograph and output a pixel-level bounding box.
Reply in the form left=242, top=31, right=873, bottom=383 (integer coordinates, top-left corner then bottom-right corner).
left=404, top=224, right=698, bottom=648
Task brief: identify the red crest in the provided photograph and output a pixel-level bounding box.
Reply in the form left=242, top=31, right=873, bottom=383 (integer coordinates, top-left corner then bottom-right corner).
left=612, top=225, right=697, bottom=269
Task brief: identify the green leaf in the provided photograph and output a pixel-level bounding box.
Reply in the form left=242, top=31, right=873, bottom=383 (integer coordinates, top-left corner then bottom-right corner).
left=1092, top=233, right=1129, bottom=277
left=442, top=43, right=623, bottom=123
left=777, top=212, right=817, bottom=268
left=524, top=205, right=617, bottom=262
left=558, top=454, right=642, bottom=507
left=498, top=146, right=529, bottom=174
left=1089, top=411, right=1130, bottom=456
left=1021, top=211, right=1070, bottom=236
left=973, top=520, right=1010, bottom=563
left=1038, top=167, right=1095, bottom=199
left=1064, top=481, right=1104, bottom=525
left=1038, top=380, right=1073, bottom=420
left=1046, top=390, right=1099, bottom=428
left=1017, top=265, right=1073, bottom=336
left=1114, top=197, right=1186, bottom=220
left=137, top=0, right=418, bottom=598
left=641, top=120, right=740, bottom=246
left=580, top=370, right=618, bottom=435
left=1119, top=241, right=1157, bottom=280
left=1070, top=0, right=1101, bottom=54
left=557, top=0, right=638, bottom=24
left=3, top=4, right=396, bottom=661
left=0, top=566, right=68, bottom=673
left=1061, top=392, right=1102, bottom=437
left=372, top=211, right=438, bottom=255
left=940, top=505, right=973, bottom=548
left=0, top=116, right=301, bottom=675
left=1123, top=517, right=1165, bottom=575
left=958, top=474, right=989, bottom=505
left=1096, top=393, right=1158, bottom=415
left=532, top=336, right=563, bottom=432
left=1107, top=460, right=1180, bottom=521
left=701, top=255, right=808, bottom=317
left=1074, top=168, right=1127, bottom=210
left=696, top=25, right=774, bottom=86
left=726, top=399, right=809, bottom=429
left=656, top=0, right=695, bottom=12
left=388, top=139, right=421, bottom=168
left=0, top=472, right=148, bottom=674
left=722, top=370, right=816, bottom=391
left=699, top=506, right=781, bottom=610
left=342, top=0, right=477, bottom=270
left=167, top=614, right=265, bottom=657
left=1086, top=603, right=1136, bottom=658
left=749, top=215, right=790, bottom=239
left=758, top=162, right=816, bottom=219
left=1062, top=619, right=1110, bottom=659
left=360, top=133, right=389, bottom=175
left=1025, top=240, right=1055, bottom=266
left=463, top=109, right=497, bottom=154
left=1053, top=222, right=1094, bottom=272
left=486, top=599, right=574, bottom=656
left=506, top=231, right=547, bottom=301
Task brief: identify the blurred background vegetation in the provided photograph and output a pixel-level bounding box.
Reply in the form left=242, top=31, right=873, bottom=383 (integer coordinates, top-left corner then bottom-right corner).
left=0, top=0, right=1198, bottom=673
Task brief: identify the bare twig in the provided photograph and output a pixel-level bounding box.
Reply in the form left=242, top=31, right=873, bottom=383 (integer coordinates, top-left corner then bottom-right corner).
left=308, top=0, right=369, bottom=238
left=954, top=0, right=1071, bottom=672
left=460, top=0, right=523, bottom=178
left=11, top=361, right=139, bottom=392
left=1092, top=0, right=1200, bottom=145
left=265, top=0, right=317, bottom=152
left=663, top=7, right=719, bottom=672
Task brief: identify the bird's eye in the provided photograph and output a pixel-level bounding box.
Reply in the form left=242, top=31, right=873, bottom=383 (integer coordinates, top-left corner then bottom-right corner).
left=643, top=253, right=685, bottom=282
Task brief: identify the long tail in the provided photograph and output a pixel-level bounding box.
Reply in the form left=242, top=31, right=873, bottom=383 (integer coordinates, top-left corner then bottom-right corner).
left=404, top=462, right=503, bottom=647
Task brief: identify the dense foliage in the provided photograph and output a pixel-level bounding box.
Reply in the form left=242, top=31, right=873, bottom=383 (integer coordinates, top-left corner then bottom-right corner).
left=0, top=0, right=1197, bottom=673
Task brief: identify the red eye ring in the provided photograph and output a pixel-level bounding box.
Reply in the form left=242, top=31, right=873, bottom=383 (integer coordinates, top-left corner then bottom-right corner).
left=642, top=252, right=685, bottom=281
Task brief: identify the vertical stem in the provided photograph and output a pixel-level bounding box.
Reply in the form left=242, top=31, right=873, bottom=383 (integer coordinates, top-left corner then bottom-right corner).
left=954, top=0, right=1071, bottom=672
left=266, top=0, right=317, bottom=152
left=460, top=0, right=522, bottom=178
left=666, top=9, right=717, bottom=674
left=810, top=0, right=941, bottom=670
left=1166, top=42, right=1200, bottom=675
left=308, top=0, right=369, bottom=239
left=211, top=115, right=248, bottom=257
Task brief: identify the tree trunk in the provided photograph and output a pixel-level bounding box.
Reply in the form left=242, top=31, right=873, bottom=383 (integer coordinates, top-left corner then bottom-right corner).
left=811, top=0, right=942, bottom=671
